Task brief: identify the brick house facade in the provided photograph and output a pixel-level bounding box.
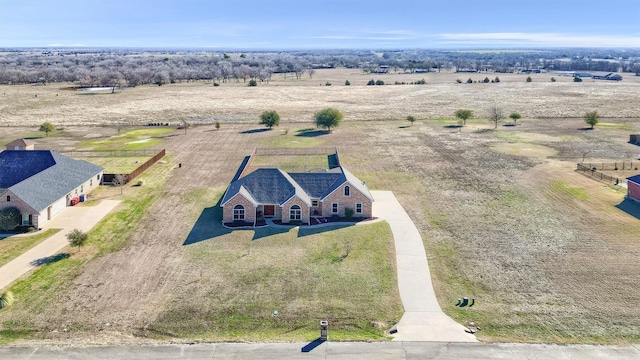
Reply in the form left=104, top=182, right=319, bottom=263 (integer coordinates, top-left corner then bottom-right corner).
left=221, top=160, right=374, bottom=226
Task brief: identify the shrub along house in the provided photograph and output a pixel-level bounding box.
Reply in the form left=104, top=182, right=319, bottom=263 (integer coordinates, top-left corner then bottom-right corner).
left=221, top=152, right=374, bottom=226
left=0, top=149, right=104, bottom=230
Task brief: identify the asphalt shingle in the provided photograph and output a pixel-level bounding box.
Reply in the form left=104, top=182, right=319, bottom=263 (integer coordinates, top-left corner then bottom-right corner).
left=0, top=150, right=104, bottom=211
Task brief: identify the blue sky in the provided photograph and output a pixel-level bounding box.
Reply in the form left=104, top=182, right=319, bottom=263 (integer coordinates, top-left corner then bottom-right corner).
left=1, top=0, right=638, bottom=49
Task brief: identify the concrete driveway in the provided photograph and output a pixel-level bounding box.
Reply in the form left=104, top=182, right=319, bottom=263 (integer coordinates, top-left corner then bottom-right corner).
left=0, top=200, right=121, bottom=291
left=371, top=190, right=477, bottom=342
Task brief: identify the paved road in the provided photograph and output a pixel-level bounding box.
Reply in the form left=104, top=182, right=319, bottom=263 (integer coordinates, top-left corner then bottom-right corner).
left=0, top=200, right=121, bottom=291
left=371, top=191, right=476, bottom=342
left=1, top=342, right=639, bottom=359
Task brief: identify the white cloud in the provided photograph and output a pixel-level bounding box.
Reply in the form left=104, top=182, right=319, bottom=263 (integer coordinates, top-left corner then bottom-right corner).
left=436, top=32, right=640, bottom=47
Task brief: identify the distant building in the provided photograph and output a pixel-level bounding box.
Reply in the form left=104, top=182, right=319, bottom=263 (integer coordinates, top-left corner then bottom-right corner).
left=5, top=139, right=35, bottom=151
left=593, top=73, right=623, bottom=81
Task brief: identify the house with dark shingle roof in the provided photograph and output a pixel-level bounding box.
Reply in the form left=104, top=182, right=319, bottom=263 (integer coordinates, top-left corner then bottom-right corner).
left=221, top=152, right=374, bottom=226
left=0, top=149, right=104, bottom=230
left=626, top=174, right=640, bottom=203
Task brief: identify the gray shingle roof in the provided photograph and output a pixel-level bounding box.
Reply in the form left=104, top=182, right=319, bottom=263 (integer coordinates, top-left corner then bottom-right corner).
left=0, top=150, right=56, bottom=189
left=222, top=168, right=296, bottom=206
left=1, top=150, right=104, bottom=212
left=222, top=165, right=373, bottom=207
left=288, top=172, right=341, bottom=198
left=627, top=174, right=640, bottom=185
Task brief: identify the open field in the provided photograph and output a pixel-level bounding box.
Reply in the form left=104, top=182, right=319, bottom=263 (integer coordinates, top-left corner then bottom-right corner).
left=0, top=68, right=639, bottom=127
left=0, top=75, right=640, bottom=345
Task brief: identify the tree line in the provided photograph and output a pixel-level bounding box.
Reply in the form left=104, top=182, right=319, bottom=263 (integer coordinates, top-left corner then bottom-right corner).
left=0, top=48, right=638, bottom=86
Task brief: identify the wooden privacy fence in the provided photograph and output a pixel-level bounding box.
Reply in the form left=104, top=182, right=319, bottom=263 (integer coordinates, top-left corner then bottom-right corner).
left=576, top=163, right=623, bottom=185
left=103, top=149, right=166, bottom=184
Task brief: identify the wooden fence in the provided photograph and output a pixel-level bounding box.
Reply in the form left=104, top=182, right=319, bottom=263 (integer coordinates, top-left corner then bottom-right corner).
left=103, top=149, right=166, bottom=184
left=576, top=163, right=623, bottom=185
left=580, top=161, right=639, bottom=171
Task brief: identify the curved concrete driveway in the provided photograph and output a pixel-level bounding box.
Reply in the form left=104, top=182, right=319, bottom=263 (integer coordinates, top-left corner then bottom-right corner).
left=371, top=191, right=477, bottom=342
left=0, top=200, right=121, bottom=291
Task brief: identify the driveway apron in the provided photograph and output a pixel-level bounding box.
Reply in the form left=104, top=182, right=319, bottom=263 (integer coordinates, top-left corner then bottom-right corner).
left=371, top=190, right=477, bottom=342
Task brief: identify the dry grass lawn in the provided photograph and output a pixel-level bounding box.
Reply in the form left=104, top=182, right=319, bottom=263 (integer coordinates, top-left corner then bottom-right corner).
left=1, top=69, right=638, bottom=127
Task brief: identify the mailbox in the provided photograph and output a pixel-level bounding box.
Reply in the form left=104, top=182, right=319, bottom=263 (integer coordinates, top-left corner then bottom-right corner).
left=320, top=320, right=328, bottom=341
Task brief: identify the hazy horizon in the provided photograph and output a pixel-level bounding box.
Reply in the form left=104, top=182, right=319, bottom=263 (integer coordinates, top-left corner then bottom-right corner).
left=1, top=0, right=639, bottom=49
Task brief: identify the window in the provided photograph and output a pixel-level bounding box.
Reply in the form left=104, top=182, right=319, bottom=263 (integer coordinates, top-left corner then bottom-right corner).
left=90, top=179, right=93, bottom=186
left=332, top=203, right=338, bottom=213
left=6, top=195, right=10, bottom=202
left=344, top=186, right=350, bottom=196
left=312, top=200, right=319, bottom=207
left=233, top=205, right=245, bottom=221
left=290, top=205, right=301, bottom=220
left=356, top=203, right=362, bottom=214
left=97, top=174, right=101, bottom=181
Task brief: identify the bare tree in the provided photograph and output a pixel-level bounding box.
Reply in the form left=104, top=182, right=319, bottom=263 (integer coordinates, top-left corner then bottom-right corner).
left=307, top=68, right=316, bottom=79
left=112, top=174, right=127, bottom=195
left=488, top=106, right=505, bottom=129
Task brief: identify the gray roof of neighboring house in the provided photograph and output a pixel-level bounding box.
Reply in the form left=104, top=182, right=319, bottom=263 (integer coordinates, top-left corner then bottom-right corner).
left=221, top=165, right=373, bottom=207
left=0, top=150, right=104, bottom=212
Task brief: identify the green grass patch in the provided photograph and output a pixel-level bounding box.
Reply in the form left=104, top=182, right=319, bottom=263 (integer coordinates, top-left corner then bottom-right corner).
left=79, top=128, right=174, bottom=150
left=0, top=229, right=61, bottom=268
left=597, top=122, right=633, bottom=130
left=78, top=156, right=153, bottom=173
left=494, top=131, right=526, bottom=142
left=250, top=154, right=329, bottom=172
left=260, top=129, right=326, bottom=148
left=552, top=181, right=590, bottom=201
left=0, top=329, right=35, bottom=345
left=150, top=221, right=402, bottom=341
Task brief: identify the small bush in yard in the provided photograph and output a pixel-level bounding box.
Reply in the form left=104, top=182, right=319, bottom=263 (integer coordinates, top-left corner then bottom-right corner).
left=0, top=291, right=14, bottom=309
left=345, top=207, right=354, bottom=220
left=67, top=228, right=88, bottom=251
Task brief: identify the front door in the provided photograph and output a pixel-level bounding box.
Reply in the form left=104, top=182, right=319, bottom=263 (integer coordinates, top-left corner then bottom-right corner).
left=264, top=205, right=275, bottom=217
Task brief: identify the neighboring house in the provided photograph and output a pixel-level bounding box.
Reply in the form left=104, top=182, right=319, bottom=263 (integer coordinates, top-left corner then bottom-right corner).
left=626, top=175, right=640, bottom=203
left=5, top=139, right=35, bottom=151
left=0, top=149, right=104, bottom=230
left=220, top=153, right=374, bottom=226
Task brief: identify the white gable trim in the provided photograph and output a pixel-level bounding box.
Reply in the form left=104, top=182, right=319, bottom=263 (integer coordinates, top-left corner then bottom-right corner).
left=221, top=186, right=258, bottom=207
